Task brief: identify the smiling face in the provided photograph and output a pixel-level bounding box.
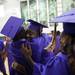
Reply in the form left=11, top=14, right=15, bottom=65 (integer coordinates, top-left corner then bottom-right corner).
left=25, top=29, right=38, bottom=40
left=25, top=28, right=43, bottom=40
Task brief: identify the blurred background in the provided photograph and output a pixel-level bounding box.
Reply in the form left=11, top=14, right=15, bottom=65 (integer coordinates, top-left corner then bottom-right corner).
left=0, top=1, right=75, bottom=74
left=0, top=0, right=75, bottom=35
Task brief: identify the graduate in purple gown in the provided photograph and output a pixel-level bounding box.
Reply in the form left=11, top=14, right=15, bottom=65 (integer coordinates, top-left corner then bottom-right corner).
left=8, top=23, right=32, bottom=74
left=38, top=11, right=75, bottom=75
left=8, top=25, right=33, bottom=74
left=10, top=26, right=34, bottom=75
left=0, top=16, right=30, bottom=75
left=44, top=23, right=75, bottom=75
left=25, top=19, right=54, bottom=65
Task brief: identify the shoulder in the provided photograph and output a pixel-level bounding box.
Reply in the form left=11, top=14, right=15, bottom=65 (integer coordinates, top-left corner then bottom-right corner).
left=47, top=52, right=68, bottom=67
left=45, top=52, right=70, bottom=75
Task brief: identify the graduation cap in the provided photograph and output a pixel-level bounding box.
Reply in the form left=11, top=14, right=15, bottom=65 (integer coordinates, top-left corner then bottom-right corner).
left=0, top=16, right=25, bottom=39
left=27, top=19, right=48, bottom=32
left=49, top=8, right=75, bottom=35
left=63, top=23, right=75, bottom=35
left=50, top=14, right=75, bottom=23
left=50, top=8, right=75, bottom=23
left=0, top=41, right=4, bottom=52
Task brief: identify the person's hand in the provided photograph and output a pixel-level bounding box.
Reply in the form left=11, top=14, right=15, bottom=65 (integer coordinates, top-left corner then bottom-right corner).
left=21, top=43, right=32, bottom=58
left=12, top=61, right=26, bottom=74
left=21, top=43, right=34, bottom=65
left=1, top=51, right=7, bottom=62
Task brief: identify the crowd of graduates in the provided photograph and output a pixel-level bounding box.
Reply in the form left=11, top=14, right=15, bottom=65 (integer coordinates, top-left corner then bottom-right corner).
left=0, top=8, right=75, bottom=75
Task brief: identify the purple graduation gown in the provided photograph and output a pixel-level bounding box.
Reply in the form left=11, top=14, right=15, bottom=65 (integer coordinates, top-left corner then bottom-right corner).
left=44, top=52, right=70, bottom=75
left=33, top=52, right=71, bottom=75
left=30, top=33, right=53, bottom=64
left=9, top=39, right=33, bottom=75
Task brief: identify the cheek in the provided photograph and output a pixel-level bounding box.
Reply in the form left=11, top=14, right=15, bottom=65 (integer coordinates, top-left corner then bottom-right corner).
left=26, top=34, right=35, bottom=39
left=31, top=32, right=37, bottom=38
left=26, top=34, right=30, bottom=37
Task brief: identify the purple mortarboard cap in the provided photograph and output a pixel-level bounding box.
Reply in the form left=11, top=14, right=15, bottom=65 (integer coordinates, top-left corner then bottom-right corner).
left=27, top=19, right=48, bottom=31
left=0, top=16, right=25, bottom=39
left=0, top=41, right=4, bottom=52
left=49, top=8, right=75, bottom=35
left=50, top=8, right=75, bottom=23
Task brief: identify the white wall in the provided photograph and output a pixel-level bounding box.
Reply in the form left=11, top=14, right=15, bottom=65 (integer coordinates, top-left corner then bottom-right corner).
left=3, top=0, right=21, bottom=17
left=0, top=5, right=4, bottom=17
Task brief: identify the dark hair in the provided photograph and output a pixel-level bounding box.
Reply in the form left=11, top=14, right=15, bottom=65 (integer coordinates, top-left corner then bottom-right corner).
left=68, top=36, right=75, bottom=75
left=13, top=27, right=26, bottom=42
left=60, top=33, right=75, bottom=75
left=56, top=31, right=60, bottom=35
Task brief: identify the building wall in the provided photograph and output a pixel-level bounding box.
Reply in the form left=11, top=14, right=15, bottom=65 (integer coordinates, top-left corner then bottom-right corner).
left=3, top=0, right=21, bottom=17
